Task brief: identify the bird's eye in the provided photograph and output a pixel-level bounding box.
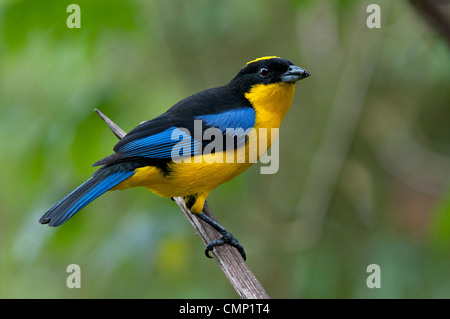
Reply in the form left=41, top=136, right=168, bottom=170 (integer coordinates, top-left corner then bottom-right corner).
left=259, top=67, right=270, bottom=77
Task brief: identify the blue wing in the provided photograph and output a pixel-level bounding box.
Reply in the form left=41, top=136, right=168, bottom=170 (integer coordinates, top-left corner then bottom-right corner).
left=117, top=127, right=201, bottom=159
left=195, top=107, right=255, bottom=133
left=95, top=106, right=256, bottom=167
left=195, top=107, right=255, bottom=149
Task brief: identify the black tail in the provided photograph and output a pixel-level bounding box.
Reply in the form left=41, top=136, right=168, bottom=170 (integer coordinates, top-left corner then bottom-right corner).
left=40, top=169, right=135, bottom=227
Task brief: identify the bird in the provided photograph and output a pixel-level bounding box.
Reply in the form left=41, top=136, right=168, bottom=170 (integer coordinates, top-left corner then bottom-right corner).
left=40, top=56, right=310, bottom=260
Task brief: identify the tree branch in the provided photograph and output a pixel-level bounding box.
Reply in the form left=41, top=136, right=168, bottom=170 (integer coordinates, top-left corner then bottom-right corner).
left=94, top=108, right=270, bottom=299
left=409, top=0, right=450, bottom=47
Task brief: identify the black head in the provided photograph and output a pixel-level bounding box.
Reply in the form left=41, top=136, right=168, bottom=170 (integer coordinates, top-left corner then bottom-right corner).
left=229, top=56, right=310, bottom=92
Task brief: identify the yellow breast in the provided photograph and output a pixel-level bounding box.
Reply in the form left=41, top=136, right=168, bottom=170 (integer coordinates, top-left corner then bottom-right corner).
left=246, top=82, right=296, bottom=149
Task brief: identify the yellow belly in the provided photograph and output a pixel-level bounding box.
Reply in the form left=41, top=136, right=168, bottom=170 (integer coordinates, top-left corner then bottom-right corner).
left=112, top=148, right=253, bottom=198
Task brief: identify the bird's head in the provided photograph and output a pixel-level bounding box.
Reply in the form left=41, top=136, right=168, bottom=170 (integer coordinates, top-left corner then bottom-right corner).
left=229, top=56, right=310, bottom=92
left=229, top=57, right=310, bottom=121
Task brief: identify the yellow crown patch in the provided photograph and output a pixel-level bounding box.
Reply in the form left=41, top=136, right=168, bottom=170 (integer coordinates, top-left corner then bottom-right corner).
left=245, top=56, right=280, bottom=65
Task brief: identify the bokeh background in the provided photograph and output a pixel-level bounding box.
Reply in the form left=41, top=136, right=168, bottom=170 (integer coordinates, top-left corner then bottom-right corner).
left=1, top=0, right=449, bottom=298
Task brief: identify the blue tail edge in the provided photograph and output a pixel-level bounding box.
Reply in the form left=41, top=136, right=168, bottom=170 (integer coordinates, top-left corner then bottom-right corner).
left=40, top=170, right=135, bottom=227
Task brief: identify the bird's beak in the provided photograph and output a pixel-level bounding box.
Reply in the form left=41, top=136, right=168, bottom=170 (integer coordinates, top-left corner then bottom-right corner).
left=281, top=65, right=310, bottom=83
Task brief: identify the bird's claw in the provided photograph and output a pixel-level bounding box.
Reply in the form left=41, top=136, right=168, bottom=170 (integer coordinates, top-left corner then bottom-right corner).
left=194, top=211, right=247, bottom=261
left=204, top=232, right=247, bottom=261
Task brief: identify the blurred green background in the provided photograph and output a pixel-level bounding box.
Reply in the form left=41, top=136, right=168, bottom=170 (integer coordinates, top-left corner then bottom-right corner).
left=1, top=0, right=449, bottom=298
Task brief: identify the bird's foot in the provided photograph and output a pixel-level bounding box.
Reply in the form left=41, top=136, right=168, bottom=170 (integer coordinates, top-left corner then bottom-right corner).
left=204, top=229, right=247, bottom=261
left=196, top=212, right=247, bottom=261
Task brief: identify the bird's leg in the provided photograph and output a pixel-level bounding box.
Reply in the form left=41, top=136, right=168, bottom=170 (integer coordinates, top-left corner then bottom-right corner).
left=195, top=211, right=247, bottom=261
left=184, top=194, right=247, bottom=260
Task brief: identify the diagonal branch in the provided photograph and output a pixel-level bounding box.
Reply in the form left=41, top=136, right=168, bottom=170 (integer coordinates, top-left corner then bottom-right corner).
left=94, top=108, right=270, bottom=299
left=409, top=0, right=450, bottom=47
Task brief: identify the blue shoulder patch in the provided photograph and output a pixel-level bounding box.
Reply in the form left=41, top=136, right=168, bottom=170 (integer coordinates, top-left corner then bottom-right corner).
left=195, top=107, right=255, bottom=132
